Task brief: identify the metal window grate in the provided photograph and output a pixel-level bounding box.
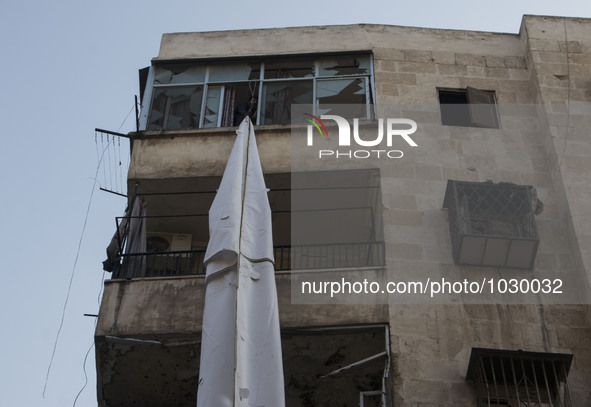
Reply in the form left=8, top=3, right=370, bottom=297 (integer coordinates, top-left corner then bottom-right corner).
left=467, top=348, right=573, bottom=407
left=443, top=180, right=539, bottom=269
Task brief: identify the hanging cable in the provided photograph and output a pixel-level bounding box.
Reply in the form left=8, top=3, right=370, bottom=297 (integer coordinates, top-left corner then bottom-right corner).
left=94, top=131, right=101, bottom=171
left=112, top=133, right=119, bottom=194
left=107, top=135, right=114, bottom=192
left=117, top=104, right=135, bottom=133
left=72, top=335, right=94, bottom=407
left=99, top=103, right=133, bottom=196
left=117, top=136, right=124, bottom=196
left=100, top=133, right=107, bottom=190
left=53, top=104, right=135, bottom=400
left=42, top=138, right=110, bottom=398
left=73, top=271, right=106, bottom=407
left=71, top=270, right=109, bottom=406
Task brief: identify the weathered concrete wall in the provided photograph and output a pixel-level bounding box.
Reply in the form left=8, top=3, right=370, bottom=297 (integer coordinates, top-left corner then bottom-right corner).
left=129, top=126, right=292, bottom=180
left=388, top=303, right=591, bottom=404
left=97, top=277, right=205, bottom=337
left=157, top=24, right=522, bottom=61
left=339, top=15, right=591, bottom=405
left=522, top=15, right=591, bottom=289
left=97, top=273, right=388, bottom=338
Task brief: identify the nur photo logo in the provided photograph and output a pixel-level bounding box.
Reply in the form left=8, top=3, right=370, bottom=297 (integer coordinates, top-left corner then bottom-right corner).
left=304, top=113, right=419, bottom=159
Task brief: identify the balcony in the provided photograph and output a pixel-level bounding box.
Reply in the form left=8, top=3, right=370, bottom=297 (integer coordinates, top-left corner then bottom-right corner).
left=106, top=169, right=385, bottom=279
left=109, top=212, right=386, bottom=279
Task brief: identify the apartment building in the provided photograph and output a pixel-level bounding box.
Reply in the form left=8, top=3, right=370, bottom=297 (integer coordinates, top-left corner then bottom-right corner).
left=96, top=15, right=591, bottom=406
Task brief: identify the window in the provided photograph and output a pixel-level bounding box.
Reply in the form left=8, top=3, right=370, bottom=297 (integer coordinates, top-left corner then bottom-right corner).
left=143, top=54, right=374, bottom=130
left=442, top=180, right=540, bottom=269
left=438, top=87, right=499, bottom=128
left=466, top=348, right=573, bottom=407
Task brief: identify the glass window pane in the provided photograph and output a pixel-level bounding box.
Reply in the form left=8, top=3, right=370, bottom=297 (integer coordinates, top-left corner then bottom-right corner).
left=202, top=86, right=222, bottom=128
left=318, top=55, right=370, bottom=76
left=316, top=78, right=368, bottom=118
left=262, top=80, right=313, bottom=125
left=264, top=58, right=314, bottom=79
left=169, top=66, right=206, bottom=84
left=148, top=89, right=168, bottom=129
left=317, top=78, right=367, bottom=104
left=148, top=86, right=203, bottom=130
left=153, top=68, right=173, bottom=85
left=209, top=62, right=256, bottom=82
left=167, top=87, right=203, bottom=129
left=153, top=64, right=206, bottom=84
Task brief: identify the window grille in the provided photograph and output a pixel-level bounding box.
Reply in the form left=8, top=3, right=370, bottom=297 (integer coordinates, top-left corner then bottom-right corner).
left=443, top=180, right=539, bottom=269
left=466, top=348, right=573, bottom=407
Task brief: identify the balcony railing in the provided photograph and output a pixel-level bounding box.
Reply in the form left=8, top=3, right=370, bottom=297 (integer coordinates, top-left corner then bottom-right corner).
left=112, top=241, right=385, bottom=279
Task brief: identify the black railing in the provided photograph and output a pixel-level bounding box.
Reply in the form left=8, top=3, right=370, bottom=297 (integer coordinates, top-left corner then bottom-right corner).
left=112, top=241, right=385, bottom=279
left=113, top=250, right=206, bottom=279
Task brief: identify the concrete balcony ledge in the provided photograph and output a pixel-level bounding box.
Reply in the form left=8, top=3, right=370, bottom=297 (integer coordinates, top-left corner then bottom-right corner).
left=96, top=276, right=206, bottom=338
left=127, top=125, right=292, bottom=179
left=96, top=269, right=389, bottom=339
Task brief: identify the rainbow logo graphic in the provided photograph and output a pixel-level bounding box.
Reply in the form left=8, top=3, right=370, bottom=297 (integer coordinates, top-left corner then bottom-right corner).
left=303, top=113, right=328, bottom=138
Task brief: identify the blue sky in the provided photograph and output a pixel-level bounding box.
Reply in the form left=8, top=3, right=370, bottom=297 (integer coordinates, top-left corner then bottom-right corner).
left=1, top=1, right=590, bottom=406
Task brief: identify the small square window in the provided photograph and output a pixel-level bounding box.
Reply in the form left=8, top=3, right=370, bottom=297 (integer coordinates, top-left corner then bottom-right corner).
left=466, top=348, right=573, bottom=407
left=438, top=87, right=500, bottom=128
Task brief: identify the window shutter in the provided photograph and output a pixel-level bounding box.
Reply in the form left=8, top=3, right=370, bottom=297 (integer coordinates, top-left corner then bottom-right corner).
left=466, top=86, right=499, bottom=128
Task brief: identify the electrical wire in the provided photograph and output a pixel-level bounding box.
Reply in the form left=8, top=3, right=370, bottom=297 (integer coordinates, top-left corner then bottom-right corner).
left=107, top=135, right=113, bottom=192
left=45, top=101, right=134, bottom=400
left=117, top=104, right=135, bottom=133
left=101, top=134, right=107, bottom=189
left=42, top=139, right=110, bottom=399
left=114, top=103, right=135, bottom=195
left=72, top=269, right=108, bottom=407
left=118, top=136, right=124, bottom=196
left=72, top=334, right=95, bottom=407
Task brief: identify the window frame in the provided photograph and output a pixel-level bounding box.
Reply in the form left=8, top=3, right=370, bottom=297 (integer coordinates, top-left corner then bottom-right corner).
left=140, top=53, right=375, bottom=131
left=438, top=87, right=500, bottom=129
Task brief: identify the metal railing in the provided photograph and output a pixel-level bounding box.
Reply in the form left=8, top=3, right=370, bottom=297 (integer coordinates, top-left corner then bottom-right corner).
left=112, top=241, right=385, bottom=279
left=279, top=241, right=385, bottom=271
left=113, top=250, right=206, bottom=279
left=444, top=180, right=538, bottom=240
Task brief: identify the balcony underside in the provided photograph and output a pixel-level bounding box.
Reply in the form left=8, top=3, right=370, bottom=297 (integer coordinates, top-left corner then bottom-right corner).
left=96, top=325, right=389, bottom=407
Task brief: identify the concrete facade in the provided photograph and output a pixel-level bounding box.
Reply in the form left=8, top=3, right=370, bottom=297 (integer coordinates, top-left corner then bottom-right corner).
left=96, top=15, right=591, bottom=406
